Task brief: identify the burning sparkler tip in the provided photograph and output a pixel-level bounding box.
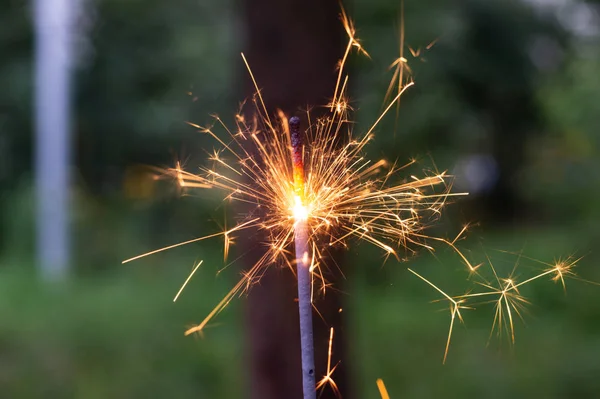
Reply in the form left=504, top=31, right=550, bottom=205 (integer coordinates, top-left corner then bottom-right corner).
left=290, top=116, right=302, bottom=148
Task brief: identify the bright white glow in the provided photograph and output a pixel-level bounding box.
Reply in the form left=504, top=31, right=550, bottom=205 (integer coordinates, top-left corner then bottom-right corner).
left=293, top=195, right=309, bottom=222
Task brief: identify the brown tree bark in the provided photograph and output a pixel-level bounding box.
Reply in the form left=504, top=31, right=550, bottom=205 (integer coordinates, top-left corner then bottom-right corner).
left=239, top=1, right=349, bottom=398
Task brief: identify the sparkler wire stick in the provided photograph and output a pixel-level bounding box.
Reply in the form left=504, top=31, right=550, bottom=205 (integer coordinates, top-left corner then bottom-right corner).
left=290, top=116, right=316, bottom=399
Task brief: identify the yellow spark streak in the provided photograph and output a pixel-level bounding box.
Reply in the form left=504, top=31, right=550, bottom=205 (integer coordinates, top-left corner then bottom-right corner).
left=121, top=218, right=259, bottom=264
left=384, top=2, right=438, bottom=129
left=316, top=327, right=340, bottom=397
left=331, top=3, right=370, bottom=112
left=384, top=0, right=408, bottom=116
left=376, top=379, right=390, bottom=399
left=408, top=268, right=468, bottom=364
left=513, top=256, right=581, bottom=291
left=241, top=52, right=274, bottom=133
left=174, top=260, right=203, bottom=302
left=184, top=259, right=261, bottom=336
left=366, top=81, right=414, bottom=137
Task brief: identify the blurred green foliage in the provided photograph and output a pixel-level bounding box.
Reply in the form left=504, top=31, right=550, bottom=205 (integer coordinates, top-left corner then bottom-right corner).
left=0, top=256, right=244, bottom=398
left=2, top=228, right=599, bottom=398
left=1, top=0, right=600, bottom=397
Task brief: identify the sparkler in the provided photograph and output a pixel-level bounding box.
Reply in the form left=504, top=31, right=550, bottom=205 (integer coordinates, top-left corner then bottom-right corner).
left=122, top=5, right=468, bottom=397
left=290, top=116, right=317, bottom=399
left=121, top=4, right=593, bottom=397
left=122, top=6, right=466, bottom=328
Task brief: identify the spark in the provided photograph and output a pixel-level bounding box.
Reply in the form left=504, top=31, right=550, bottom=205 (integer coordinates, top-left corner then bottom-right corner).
left=384, top=0, right=438, bottom=123
left=122, top=218, right=259, bottom=264
left=408, top=268, right=470, bottom=364
left=329, top=3, right=369, bottom=115
left=376, top=378, right=390, bottom=399
left=506, top=254, right=582, bottom=293
left=411, top=253, right=586, bottom=361
left=384, top=0, right=410, bottom=113
left=316, top=327, right=341, bottom=397
left=173, top=260, right=203, bottom=302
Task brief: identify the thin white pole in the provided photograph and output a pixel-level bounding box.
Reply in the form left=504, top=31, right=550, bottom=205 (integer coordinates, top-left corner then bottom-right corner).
left=34, top=0, right=74, bottom=279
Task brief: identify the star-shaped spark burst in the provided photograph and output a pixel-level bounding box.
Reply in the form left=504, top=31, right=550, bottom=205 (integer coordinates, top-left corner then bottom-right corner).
left=411, top=252, right=587, bottom=363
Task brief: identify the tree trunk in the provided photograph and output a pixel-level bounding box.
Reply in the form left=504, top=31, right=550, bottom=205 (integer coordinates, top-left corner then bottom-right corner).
left=240, top=1, right=348, bottom=398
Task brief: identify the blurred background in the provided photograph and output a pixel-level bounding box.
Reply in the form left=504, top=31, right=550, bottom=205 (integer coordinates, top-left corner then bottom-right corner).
left=2, top=0, right=600, bottom=397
